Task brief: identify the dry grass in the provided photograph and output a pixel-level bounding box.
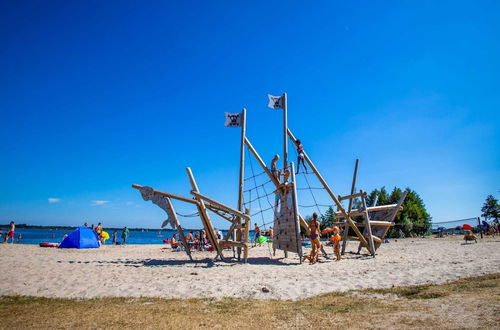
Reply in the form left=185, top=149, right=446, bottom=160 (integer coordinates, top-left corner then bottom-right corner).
left=0, top=274, right=499, bottom=329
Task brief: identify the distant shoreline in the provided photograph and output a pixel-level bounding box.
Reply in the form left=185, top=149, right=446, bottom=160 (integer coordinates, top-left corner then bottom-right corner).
left=0, top=224, right=206, bottom=232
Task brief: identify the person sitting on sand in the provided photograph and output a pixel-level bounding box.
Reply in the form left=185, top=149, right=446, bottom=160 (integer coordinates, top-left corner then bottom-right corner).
left=330, top=226, right=341, bottom=261
left=253, top=223, right=261, bottom=247
left=270, top=154, right=280, bottom=182
left=4, top=221, right=15, bottom=244
left=302, top=213, right=321, bottom=264
left=295, top=139, right=308, bottom=174
left=463, top=230, right=477, bottom=243
left=171, top=233, right=179, bottom=249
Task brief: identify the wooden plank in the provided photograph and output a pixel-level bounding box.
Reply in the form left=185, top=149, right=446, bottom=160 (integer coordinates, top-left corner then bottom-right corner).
left=244, top=137, right=281, bottom=186
left=339, top=191, right=364, bottom=201
left=186, top=167, right=224, bottom=260
left=205, top=205, right=235, bottom=223
left=132, top=184, right=198, bottom=205
left=290, top=162, right=303, bottom=261
left=360, top=190, right=376, bottom=257
left=190, top=191, right=250, bottom=221
left=165, top=197, right=193, bottom=261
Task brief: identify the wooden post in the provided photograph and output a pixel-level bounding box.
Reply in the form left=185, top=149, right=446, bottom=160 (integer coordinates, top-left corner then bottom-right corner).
left=360, top=190, right=376, bottom=257
left=282, top=92, right=288, bottom=174
left=342, top=159, right=359, bottom=254
left=165, top=197, right=193, bottom=261
left=478, top=217, right=483, bottom=239
left=290, top=162, right=303, bottom=262
left=186, top=167, right=224, bottom=260
left=243, top=208, right=250, bottom=263
left=287, top=129, right=371, bottom=253
left=237, top=108, right=246, bottom=259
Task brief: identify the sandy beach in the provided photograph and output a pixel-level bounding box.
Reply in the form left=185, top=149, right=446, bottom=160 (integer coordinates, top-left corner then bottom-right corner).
left=1, top=236, right=499, bottom=300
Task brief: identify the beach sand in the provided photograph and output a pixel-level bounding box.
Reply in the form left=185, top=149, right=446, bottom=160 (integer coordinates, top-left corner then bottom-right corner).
left=1, top=236, right=499, bottom=300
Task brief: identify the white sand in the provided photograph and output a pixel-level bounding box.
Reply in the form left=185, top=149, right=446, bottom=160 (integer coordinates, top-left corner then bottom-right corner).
left=1, top=236, right=499, bottom=300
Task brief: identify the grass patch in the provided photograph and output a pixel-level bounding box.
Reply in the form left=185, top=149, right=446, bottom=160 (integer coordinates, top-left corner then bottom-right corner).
left=0, top=274, right=499, bottom=329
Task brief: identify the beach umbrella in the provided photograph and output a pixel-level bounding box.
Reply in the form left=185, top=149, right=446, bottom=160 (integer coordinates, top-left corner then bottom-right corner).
left=321, top=228, right=334, bottom=234
left=463, top=224, right=473, bottom=230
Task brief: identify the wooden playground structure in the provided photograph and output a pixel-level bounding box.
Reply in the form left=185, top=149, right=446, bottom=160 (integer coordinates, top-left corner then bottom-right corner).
left=132, top=93, right=406, bottom=262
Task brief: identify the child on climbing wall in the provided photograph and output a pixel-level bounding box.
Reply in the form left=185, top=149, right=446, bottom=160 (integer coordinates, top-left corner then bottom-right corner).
left=331, top=226, right=341, bottom=261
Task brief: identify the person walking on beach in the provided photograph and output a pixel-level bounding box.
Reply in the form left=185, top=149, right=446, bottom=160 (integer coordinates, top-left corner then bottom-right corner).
left=112, top=230, right=118, bottom=244
left=253, top=223, right=261, bottom=247
left=295, top=139, right=308, bottom=174
left=121, top=226, right=129, bottom=244
left=303, top=213, right=321, bottom=264
left=3, top=221, right=15, bottom=244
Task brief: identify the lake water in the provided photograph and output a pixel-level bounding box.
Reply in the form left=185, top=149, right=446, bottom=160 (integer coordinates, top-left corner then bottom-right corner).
left=0, top=227, right=262, bottom=245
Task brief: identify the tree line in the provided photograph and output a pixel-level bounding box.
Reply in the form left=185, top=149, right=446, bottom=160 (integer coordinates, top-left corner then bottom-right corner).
left=318, top=187, right=432, bottom=237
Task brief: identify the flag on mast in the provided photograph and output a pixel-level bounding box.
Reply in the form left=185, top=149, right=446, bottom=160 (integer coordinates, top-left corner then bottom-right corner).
left=268, top=94, right=283, bottom=109
left=224, top=112, right=242, bottom=127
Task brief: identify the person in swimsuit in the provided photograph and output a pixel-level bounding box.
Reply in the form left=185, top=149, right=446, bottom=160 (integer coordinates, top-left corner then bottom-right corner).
left=253, top=223, right=261, bottom=247
left=171, top=233, right=179, bottom=249
left=303, top=213, right=321, bottom=263
left=4, top=221, right=15, bottom=244
left=295, top=139, right=308, bottom=174
left=95, top=223, right=103, bottom=242
left=330, top=226, right=342, bottom=261
left=270, top=154, right=280, bottom=182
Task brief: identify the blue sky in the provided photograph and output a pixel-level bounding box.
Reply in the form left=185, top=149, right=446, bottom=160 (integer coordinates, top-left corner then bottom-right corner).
left=0, top=1, right=498, bottom=229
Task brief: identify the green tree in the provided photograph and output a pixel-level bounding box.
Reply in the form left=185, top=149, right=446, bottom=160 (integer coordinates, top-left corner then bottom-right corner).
left=320, top=206, right=336, bottom=228
left=481, top=195, right=500, bottom=223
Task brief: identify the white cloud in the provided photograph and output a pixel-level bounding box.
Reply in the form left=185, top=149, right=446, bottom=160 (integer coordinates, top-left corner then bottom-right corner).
left=48, top=198, right=61, bottom=203
left=91, top=200, right=109, bottom=206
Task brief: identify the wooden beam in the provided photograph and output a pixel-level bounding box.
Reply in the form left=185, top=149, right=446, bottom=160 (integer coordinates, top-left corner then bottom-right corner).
left=131, top=184, right=198, bottom=205
left=287, top=128, right=371, bottom=253
left=244, top=137, right=281, bottom=186
left=339, top=191, right=365, bottom=201
left=205, top=205, right=235, bottom=223
left=360, top=190, right=376, bottom=257
left=165, top=197, right=193, bottom=261
left=186, top=168, right=224, bottom=260
left=190, top=191, right=250, bottom=221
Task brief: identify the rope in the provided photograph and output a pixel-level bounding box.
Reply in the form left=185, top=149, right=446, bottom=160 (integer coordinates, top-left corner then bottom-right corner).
left=244, top=170, right=267, bottom=181
left=301, top=169, right=324, bottom=217
left=246, top=146, right=273, bottom=256
left=176, top=212, right=199, bottom=218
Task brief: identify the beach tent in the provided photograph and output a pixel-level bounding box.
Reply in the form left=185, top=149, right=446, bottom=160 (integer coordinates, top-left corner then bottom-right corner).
left=58, top=227, right=100, bottom=249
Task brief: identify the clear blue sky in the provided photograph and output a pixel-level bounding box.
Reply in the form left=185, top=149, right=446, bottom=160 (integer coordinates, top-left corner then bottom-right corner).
left=1, top=1, right=498, bottom=229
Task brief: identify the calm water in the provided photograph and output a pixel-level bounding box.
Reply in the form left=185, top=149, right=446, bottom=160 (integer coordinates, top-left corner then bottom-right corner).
left=0, top=227, right=264, bottom=245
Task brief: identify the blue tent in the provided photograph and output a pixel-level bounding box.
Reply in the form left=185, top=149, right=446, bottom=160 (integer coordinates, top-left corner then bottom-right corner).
left=58, top=227, right=100, bottom=249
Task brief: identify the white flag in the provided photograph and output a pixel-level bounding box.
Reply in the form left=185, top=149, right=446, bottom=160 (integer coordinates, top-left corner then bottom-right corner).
left=224, top=112, right=242, bottom=127
left=268, top=94, right=283, bottom=109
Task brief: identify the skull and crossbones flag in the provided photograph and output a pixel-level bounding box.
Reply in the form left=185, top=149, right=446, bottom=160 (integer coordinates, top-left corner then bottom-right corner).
left=268, top=94, right=283, bottom=109
left=224, top=112, right=242, bottom=127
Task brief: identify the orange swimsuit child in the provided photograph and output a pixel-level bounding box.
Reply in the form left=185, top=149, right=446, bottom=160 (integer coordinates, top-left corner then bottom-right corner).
left=331, top=233, right=341, bottom=244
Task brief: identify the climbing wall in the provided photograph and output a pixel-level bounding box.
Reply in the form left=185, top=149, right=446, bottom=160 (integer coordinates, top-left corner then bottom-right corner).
left=272, top=183, right=302, bottom=258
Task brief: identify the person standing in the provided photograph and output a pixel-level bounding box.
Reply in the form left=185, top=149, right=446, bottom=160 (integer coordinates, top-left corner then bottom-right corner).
left=3, top=221, right=15, bottom=244
left=253, top=223, right=261, bottom=247
left=122, top=226, right=130, bottom=244
left=17, top=233, right=22, bottom=244
left=112, top=230, right=118, bottom=245
left=270, top=154, right=280, bottom=182
left=295, top=139, right=308, bottom=174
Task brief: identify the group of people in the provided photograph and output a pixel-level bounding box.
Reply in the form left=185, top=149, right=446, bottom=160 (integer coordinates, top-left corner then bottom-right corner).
left=83, top=222, right=129, bottom=245
left=302, top=213, right=341, bottom=264
left=1, top=221, right=20, bottom=244
left=170, top=229, right=216, bottom=251
left=270, top=139, right=308, bottom=183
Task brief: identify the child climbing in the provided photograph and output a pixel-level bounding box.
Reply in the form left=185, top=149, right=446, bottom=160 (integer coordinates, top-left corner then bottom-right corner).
left=270, top=154, right=280, bottom=182
left=295, top=139, right=308, bottom=174
left=330, top=226, right=342, bottom=261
